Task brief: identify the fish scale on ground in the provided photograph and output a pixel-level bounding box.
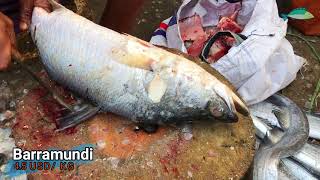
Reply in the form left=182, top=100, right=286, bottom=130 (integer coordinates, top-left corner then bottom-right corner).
left=30, top=0, right=249, bottom=129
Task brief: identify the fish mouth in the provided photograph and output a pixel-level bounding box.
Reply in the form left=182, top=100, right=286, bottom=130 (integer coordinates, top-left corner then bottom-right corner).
left=224, top=112, right=238, bottom=123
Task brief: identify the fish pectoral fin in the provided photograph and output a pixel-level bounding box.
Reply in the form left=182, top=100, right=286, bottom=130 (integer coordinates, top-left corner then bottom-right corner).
left=56, top=104, right=100, bottom=131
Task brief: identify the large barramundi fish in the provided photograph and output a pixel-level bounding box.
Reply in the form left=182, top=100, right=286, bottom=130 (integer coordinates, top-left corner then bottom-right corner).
left=30, top=0, right=249, bottom=130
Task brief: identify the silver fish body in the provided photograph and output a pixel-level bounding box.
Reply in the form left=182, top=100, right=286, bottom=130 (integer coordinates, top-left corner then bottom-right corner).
left=252, top=115, right=271, bottom=140
left=280, top=158, right=318, bottom=180
left=30, top=1, right=248, bottom=125
left=252, top=94, right=309, bottom=180
left=254, top=115, right=320, bottom=178
left=252, top=100, right=320, bottom=177
left=292, top=143, right=320, bottom=177
left=306, top=113, right=320, bottom=140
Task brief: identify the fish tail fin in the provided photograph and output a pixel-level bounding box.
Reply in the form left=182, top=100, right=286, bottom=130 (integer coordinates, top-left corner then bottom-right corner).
left=48, top=0, right=65, bottom=10
left=56, top=105, right=100, bottom=131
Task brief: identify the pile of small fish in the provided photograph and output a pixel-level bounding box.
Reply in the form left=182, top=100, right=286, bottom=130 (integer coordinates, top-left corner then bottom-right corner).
left=179, top=11, right=243, bottom=63
left=251, top=94, right=320, bottom=180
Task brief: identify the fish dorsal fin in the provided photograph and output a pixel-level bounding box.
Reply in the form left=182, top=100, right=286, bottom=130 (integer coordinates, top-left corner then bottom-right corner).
left=48, top=0, right=65, bottom=10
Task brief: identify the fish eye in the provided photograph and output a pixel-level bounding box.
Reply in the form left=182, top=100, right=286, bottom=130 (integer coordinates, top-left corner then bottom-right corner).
left=209, top=105, right=223, bottom=118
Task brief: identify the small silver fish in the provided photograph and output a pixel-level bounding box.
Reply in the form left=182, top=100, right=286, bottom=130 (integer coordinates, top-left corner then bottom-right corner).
left=280, top=158, right=318, bottom=180
left=30, top=0, right=249, bottom=130
left=252, top=94, right=309, bottom=180
left=293, top=143, right=320, bottom=177
left=252, top=100, right=320, bottom=177
left=306, top=113, right=320, bottom=140
left=250, top=102, right=282, bottom=127
left=254, top=115, right=320, bottom=178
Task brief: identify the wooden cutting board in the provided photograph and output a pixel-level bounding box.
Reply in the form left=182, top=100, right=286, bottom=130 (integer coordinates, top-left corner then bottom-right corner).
left=11, top=77, right=255, bottom=179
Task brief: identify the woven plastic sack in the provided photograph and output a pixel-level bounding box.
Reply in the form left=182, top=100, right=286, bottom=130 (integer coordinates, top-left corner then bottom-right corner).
left=150, top=0, right=304, bottom=105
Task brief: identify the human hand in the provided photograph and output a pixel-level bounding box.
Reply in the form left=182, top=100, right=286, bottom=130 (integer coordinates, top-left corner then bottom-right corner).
left=0, top=12, right=16, bottom=71
left=19, top=0, right=59, bottom=31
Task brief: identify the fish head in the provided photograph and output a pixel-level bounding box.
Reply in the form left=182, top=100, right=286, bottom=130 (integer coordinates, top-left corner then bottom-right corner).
left=153, top=46, right=249, bottom=123
left=204, top=83, right=249, bottom=123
